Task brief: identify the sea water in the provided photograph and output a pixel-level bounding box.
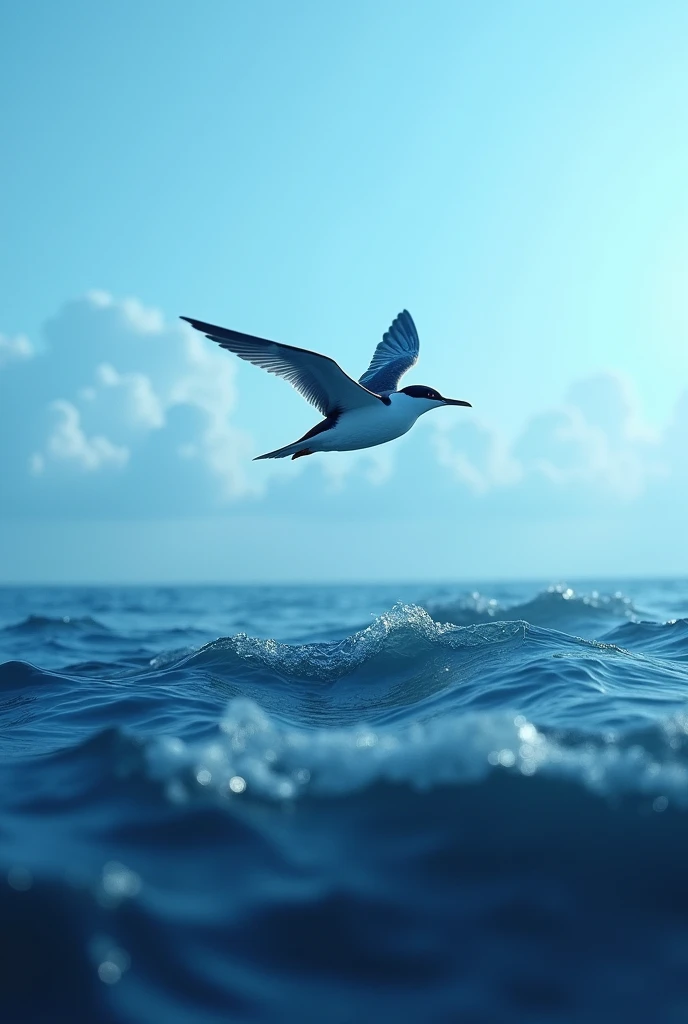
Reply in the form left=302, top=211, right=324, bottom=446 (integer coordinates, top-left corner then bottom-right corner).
left=1, top=580, right=688, bottom=1023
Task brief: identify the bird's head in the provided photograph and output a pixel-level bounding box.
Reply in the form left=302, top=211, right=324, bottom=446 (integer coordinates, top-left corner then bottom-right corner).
left=398, top=384, right=471, bottom=413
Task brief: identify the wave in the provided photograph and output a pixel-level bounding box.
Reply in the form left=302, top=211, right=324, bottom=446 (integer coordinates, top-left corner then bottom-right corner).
left=12, top=697, right=688, bottom=842
left=1, top=613, right=112, bottom=635
left=601, top=616, right=688, bottom=659
left=0, top=604, right=682, bottom=811
left=165, top=604, right=524, bottom=680
left=426, top=583, right=642, bottom=633
left=142, top=604, right=688, bottom=728
left=2, top=601, right=688, bottom=810
left=139, top=697, right=688, bottom=807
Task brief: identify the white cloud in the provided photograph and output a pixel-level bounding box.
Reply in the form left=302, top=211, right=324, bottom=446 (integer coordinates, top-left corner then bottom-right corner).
left=46, top=400, right=129, bottom=471
left=96, top=363, right=165, bottom=428
left=565, top=373, right=657, bottom=445
left=505, top=372, right=665, bottom=501
left=434, top=437, right=491, bottom=493
left=19, top=292, right=260, bottom=499
left=196, top=419, right=259, bottom=499
left=432, top=420, right=521, bottom=494
left=120, top=297, right=165, bottom=334
left=85, top=290, right=164, bottom=333
left=0, top=333, right=34, bottom=368
left=85, top=289, right=113, bottom=308
left=171, top=322, right=262, bottom=498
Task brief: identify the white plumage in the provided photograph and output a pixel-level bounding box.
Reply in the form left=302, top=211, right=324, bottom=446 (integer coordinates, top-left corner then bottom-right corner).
left=180, top=309, right=471, bottom=461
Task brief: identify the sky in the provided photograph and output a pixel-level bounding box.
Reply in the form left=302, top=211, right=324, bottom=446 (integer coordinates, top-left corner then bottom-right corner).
left=1, top=0, right=688, bottom=583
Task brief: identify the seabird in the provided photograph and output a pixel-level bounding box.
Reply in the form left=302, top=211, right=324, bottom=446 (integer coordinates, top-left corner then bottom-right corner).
left=180, top=310, right=471, bottom=460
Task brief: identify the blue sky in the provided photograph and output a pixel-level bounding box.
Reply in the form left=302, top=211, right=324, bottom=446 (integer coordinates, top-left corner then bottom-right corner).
left=1, top=0, right=687, bottom=582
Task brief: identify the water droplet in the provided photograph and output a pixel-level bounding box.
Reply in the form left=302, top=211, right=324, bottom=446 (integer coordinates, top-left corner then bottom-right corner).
left=518, top=723, right=537, bottom=743
left=102, top=862, right=141, bottom=900
left=98, top=961, right=122, bottom=985
left=356, top=732, right=378, bottom=748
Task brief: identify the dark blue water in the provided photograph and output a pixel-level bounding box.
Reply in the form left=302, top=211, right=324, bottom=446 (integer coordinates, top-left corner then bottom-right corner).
left=2, top=580, right=688, bottom=1024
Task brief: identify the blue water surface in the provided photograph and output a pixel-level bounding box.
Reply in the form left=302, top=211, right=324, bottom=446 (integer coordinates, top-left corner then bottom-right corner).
left=2, top=579, right=688, bottom=1023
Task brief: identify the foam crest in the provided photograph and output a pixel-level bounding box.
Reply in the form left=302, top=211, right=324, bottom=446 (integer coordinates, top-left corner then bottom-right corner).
left=174, top=604, right=525, bottom=683
left=144, top=697, right=688, bottom=808
left=428, top=584, right=640, bottom=633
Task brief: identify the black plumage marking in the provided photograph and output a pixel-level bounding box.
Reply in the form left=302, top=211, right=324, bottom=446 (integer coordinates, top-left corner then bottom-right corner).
left=399, top=384, right=443, bottom=401
left=297, top=410, right=341, bottom=442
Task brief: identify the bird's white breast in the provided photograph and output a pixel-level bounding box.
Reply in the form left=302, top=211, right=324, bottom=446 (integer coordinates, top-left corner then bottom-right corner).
left=314, top=393, right=427, bottom=452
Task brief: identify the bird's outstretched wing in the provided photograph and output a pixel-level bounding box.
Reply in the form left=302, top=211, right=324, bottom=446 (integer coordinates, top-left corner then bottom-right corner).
left=180, top=317, right=384, bottom=416
left=359, top=310, right=419, bottom=394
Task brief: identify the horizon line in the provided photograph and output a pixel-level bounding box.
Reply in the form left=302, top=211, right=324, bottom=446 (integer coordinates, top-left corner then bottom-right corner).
left=0, top=574, right=686, bottom=589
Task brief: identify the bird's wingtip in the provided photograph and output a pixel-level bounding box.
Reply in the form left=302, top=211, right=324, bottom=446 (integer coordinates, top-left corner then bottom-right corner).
left=180, top=315, right=208, bottom=335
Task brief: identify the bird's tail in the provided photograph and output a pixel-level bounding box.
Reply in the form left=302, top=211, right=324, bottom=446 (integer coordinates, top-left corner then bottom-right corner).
left=253, top=441, right=314, bottom=461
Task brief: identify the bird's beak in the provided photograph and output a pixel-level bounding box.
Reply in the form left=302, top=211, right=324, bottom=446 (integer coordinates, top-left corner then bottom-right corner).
left=443, top=398, right=472, bottom=407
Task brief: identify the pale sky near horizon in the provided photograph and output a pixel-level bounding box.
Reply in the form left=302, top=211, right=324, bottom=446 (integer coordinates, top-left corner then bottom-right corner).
left=1, top=0, right=688, bottom=583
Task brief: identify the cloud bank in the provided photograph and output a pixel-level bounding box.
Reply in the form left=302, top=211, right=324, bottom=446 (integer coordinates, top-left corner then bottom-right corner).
left=0, top=291, right=684, bottom=532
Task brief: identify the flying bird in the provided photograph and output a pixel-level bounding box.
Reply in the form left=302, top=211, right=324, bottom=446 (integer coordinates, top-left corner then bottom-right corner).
left=180, top=310, right=471, bottom=461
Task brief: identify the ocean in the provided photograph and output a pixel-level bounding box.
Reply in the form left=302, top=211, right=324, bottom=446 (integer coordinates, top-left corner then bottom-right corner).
left=2, top=579, right=688, bottom=1023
